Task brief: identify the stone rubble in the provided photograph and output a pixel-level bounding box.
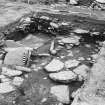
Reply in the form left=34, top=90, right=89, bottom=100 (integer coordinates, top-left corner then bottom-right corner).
left=0, top=82, right=15, bottom=94
left=69, top=0, right=79, bottom=5
left=12, top=77, right=24, bottom=86
left=1, top=76, right=11, bottom=83
left=91, top=54, right=98, bottom=60
left=44, top=59, right=64, bottom=72
left=65, top=59, right=80, bottom=69
left=50, top=85, right=70, bottom=104
left=73, top=28, right=89, bottom=34
left=73, top=64, right=90, bottom=81
left=59, top=35, right=80, bottom=45
left=0, top=75, right=11, bottom=83
left=96, top=0, right=105, bottom=3
left=15, top=66, right=31, bottom=72
left=1, top=67, right=22, bottom=77
left=49, top=70, right=77, bottom=83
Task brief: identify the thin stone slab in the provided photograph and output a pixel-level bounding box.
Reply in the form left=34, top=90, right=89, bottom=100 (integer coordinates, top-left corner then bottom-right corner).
left=44, top=59, right=64, bottom=72
left=2, top=67, right=22, bottom=77
left=73, top=65, right=89, bottom=81
left=50, top=85, right=70, bottom=104
left=0, top=82, right=15, bottom=94
left=49, top=71, right=77, bottom=83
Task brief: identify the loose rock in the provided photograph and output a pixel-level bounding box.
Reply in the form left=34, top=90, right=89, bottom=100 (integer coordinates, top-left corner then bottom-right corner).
left=65, top=59, right=80, bottom=68
left=73, top=65, right=89, bottom=81
left=0, top=75, right=11, bottom=83
left=96, top=0, right=105, bottom=3
left=44, top=59, right=64, bottom=72
left=60, top=36, right=80, bottom=45
left=2, top=67, right=22, bottom=77
left=0, top=82, right=15, bottom=94
left=49, top=71, right=77, bottom=83
left=15, top=66, right=31, bottom=72
left=50, top=85, right=70, bottom=104
left=12, top=77, right=24, bottom=86
left=69, top=0, right=78, bottom=5
left=91, top=54, right=98, bottom=60
left=73, top=28, right=89, bottom=34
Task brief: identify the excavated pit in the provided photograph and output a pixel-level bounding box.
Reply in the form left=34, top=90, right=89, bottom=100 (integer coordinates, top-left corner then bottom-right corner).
left=1, top=11, right=105, bottom=105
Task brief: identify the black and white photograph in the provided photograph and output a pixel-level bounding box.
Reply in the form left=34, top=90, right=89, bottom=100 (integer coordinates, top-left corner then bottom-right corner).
left=0, top=0, right=105, bottom=105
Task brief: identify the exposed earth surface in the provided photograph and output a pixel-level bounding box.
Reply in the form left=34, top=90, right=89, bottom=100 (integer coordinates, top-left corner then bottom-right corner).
left=1, top=0, right=105, bottom=105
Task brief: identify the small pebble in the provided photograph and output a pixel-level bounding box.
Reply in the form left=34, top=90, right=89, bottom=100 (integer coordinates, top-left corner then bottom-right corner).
left=91, top=54, right=98, bottom=60
left=67, top=51, right=73, bottom=57
left=86, top=57, right=91, bottom=61
left=78, top=57, right=85, bottom=61
left=43, top=77, right=47, bottom=79
left=73, top=28, right=89, bottom=34
left=50, top=49, right=57, bottom=55
left=85, top=44, right=91, bottom=48
left=41, top=98, right=47, bottom=103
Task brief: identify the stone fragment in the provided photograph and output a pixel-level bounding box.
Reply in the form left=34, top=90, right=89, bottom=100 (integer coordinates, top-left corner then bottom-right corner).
left=41, top=98, right=47, bottom=103
left=50, top=22, right=59, bottom=28
left=50, top=85, right=70, bottom=104
left=67, top=51, right=73, bottom=56
left=40, top=16, right=50, bottom=20
left=0, top=54, right=5, bottom=60
left=12, top=77, right=24, bottom=86
left=0, top=75, right=11, bottom=83
left=44, top=59, right=64, bottom=72
left=49, top=71, right=77, bottom=83
left=60, top=36, right=80, bottom=45
left=73, top=65, right=89, bottom=81
left=15, top=66, right=31, bottom=72
left=91, top=31, right=100, bottom=36
left=96, top=0, right=105, bottom=3
left=0, top=75, right=6, bottom=79
left=0, top=82, right=15, bottom=94
left=65, top=59, right=80, bottom=69
left=2, top=67, right=22, bottom=77
left=91, top=54, right=98, bottom=60
left=73, top=28, right=89, bottom=34
left=69, top=0, right=78, bottom=5
left=78, top=57, right=85, bottom=61
left=85, top=44, right=91, bottom=48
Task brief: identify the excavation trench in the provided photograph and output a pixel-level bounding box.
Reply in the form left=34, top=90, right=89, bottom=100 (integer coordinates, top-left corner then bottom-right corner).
left=1, top=10, right=105, bottom=105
